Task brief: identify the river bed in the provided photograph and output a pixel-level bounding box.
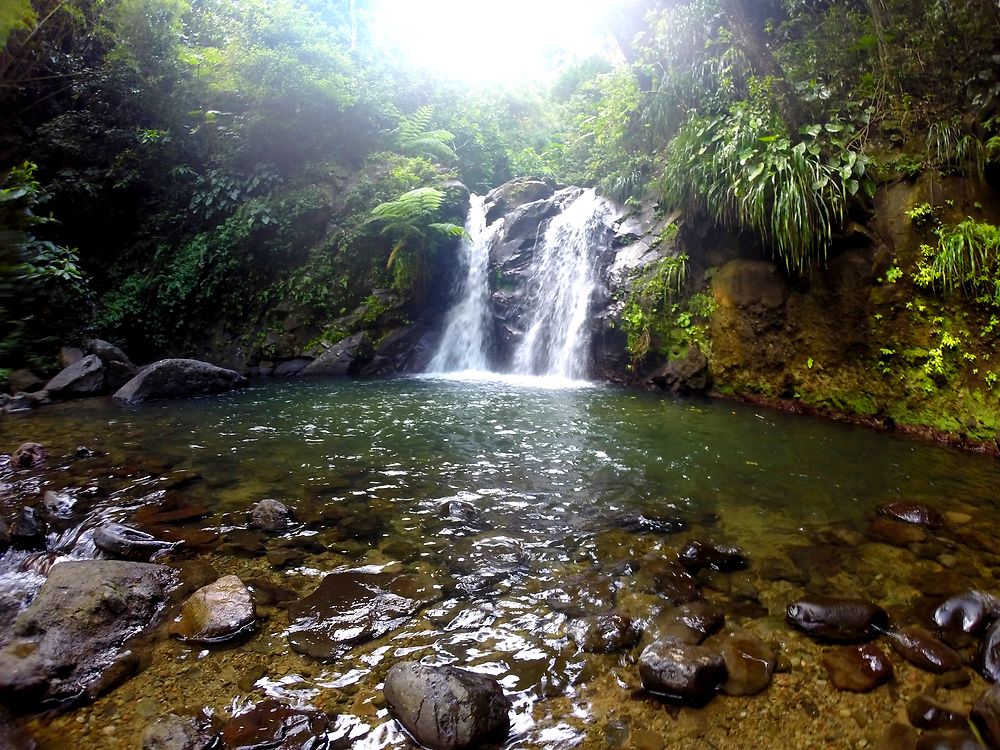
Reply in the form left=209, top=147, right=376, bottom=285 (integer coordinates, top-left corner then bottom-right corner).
left=2, top=375, right=1000, bottom=749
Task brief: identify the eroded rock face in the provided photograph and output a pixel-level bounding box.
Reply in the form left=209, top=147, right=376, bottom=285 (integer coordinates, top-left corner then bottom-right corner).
left=287, top=569, right=441, bottom=659
left=113, top=359, right=248, bottom=404
left=638, top=639, right=727, bottom=702
left=383, top=662, right=511, bottom=750
left=301, top=332, right=374, bottom=377
left=169, top=575, right=255, bottom=644
left=786, top=596, right=888, bottom=642
left=0, top=560, right=177, bottom=705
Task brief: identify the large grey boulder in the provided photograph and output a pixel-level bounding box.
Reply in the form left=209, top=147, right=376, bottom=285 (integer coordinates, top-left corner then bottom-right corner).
left=88, top=339, right=138, bottom=390
left=384, top=662, right=511, bottom=750
left=114, top=359, right=248, bottom=404
left=0, top=560, right=177, bottom=705
left=301, top=332, right=374, bottom=376
left=44, top=354, right=106, bottom=398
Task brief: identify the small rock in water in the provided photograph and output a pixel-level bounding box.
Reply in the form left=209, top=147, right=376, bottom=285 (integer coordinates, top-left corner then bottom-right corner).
left=786, top=596, right=888, bottom=642
left=705, top=630, right=776, bottom=696
left=653, top=600, right=726, bottom=645
left=11, top=442, right=46, bottom=469
left=142, top=712, right=217, bottom=750
left=42, top=490, right=76, bottom=518
left=438, top=499, right=482, bottom=525
left=642, top=558, right=701, bottom=604
left=616, top=511, right=686, bottom=536
left=876, top=723, right=919, bottom=750
left=170, top=575, right=255, bottom=644
left=383, top=662, right=511, bottom=750
left=10, top=507, right=46, bottom=551
left=907, top=694, right=968, bottom=731
left=220, top=699, right=328, bottom=750
left=878, top=502, right=945, bottom=528
left=94, top=523, right=172, bottom=562
left=971, top=684, right=1000, bottom=748
left=934, top=590, right=1000, bottom=636
left=568, top=613, right=641, bottom=653
left=978, top=619, right=1000, bottom=683
left=677, top=540, right=748, bottom=573
left=914, top=731, right=984, bottom=750
left=249, top=499, right=291, bottom=532
left=821, top=644, right=893, bottom=692
left=546, top=572, right=618, bottom=616
left=884, top=626, right=963, bottom=674
left=638, top=639, right=727, bottom=703
left=868, top=516, right=926, bottom=546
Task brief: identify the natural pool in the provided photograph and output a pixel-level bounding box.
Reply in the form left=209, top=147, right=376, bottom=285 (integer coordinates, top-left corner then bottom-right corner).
left=2, top=375, right=1000, bottom=749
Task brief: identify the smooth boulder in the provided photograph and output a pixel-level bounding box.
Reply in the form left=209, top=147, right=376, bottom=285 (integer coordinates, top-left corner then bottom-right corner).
left=114, top=359, right=248, bottom=404
left=45, top=354, right=106, bottom=398
left=705, top=630, right=776, bottom=696
left=383, top=662, right=511, bottom=750
left=878, top=502, right=944, bottom=528
left=885, top=626, right=962, bottom=674
left=677, top=540, right=748, bottom=572
left=934, top=590, right=1000, bottom=636
left=821, top=644, right=894, bottom=692
left=169, top=575, right=255, bottom=643
left=786, top=596, right=888, bottom=642
left=0, top=560, right=176, bottom=704
left=638, top=639, right=727, bottom=702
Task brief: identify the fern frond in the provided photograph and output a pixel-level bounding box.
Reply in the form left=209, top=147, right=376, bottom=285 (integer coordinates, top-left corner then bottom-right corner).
left=428, top=222, right=467, bottom=238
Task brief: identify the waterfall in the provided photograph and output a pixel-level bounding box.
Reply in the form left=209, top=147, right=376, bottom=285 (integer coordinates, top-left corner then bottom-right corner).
left=511, top=189, right=611, bottom=380
left=427, top=194, right=493, bottom=373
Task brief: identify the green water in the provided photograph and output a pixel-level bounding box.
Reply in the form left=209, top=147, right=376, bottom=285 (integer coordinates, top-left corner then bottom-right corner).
left=3, top=376, right=1000, bottom=749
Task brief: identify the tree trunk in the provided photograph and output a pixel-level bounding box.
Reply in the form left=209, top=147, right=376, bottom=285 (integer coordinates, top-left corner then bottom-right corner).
left=717, top=0, right=803, bottom=128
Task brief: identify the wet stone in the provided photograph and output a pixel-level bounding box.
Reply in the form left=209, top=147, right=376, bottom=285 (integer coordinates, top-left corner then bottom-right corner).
left=641, top=558, right=701, bottom=604
left=265, top=542, right=307, bottom=569
left=287, top=569, right=441, bottom=659
left=934, top=590, right=1000, bottom=636
left=758, top=556, right=810, bottom=587
left=616, top=511, right=686, bottom=536
left=677, top=540, right=748, bottom=573
left=915, top=731, right=983, bottom=750
left=568, top=613, right=641, bottom=653
left=907, top=694, right=967, bottom=731
left=169, top=575, right=256, bottom=644
left=653, top=600, right=725, bottom=645
left=639, top=639, right=727, bottom=703
left=220, top=699, right=329, bottom=750
left=438, top=499, right=483, bottom=526
left=246, top=578, right=298, bottom=608
left=879, top=502, right=945, bottom=529
left=42, top=490, right=76, bottom=518
left=935, top=670, right=973, bottom=690
left=821, top=644, right=894, bottom=692
left=10, top=506, right=46, bottom=551
left=978, top=619, right=1000, bottom=682
left=11, top=442, right=46, bottom=469
left=0, top=518, right=8, bottom=553
left=249, top=499, right=291, bottom=532
left=971, top=684, right=1000, bottom=748
left=885, top=626, right=963, bottom=674
left=220, top=529, right=266, bottom=557
left=705, top=630, right=776, bottom=696
left=134, top=497, right=211, bottom=526
left=384, top=662, right=511, bottom=750
left=877, top=723, right=919, bottom=750
left=786, top=596, right=888, bottom=642
left=142, top=712, right=218, bottom=750
left=868, top=517, right=926, bottom=546
left=94, top=522, right=172, bottom=562
left=546, top=572, right=618, bottom=616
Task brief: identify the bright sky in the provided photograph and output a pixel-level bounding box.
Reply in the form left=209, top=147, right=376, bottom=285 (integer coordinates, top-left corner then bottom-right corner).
left=368, top=0, right=620, bottom=85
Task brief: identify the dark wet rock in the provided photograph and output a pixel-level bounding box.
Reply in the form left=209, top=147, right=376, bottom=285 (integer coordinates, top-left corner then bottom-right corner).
left=971, top=684, right=1000, bottom=748
left=142, top=712, right=217, bottom=750
left=616, top=512, right=686, bottom=536
left=568, top=613, right=641, bottom=653
left=704, top=630, right=776, bottom=696
left=88, top=339, right=133, bottom=367
left=445, top=535, right=527, bottom=596
left=301, top=332, right=375, bottom=377
left=245, top=579, right=298, bottom=608
left=868, top=516, right=927, bottom=545
left=438, top=500, right=484, bottom=529
left=484, top=177, right=555, bottom=225
left=94, top=523, right=172, bottom=562
left=0, top=708, right=35, bottom=749
left=654, top=600, right=725, bottom=645
left=648, top=346, right=711, bottom=394
left=978, top=619, right=1000, bottom=683
left=788, top=543, right=849, bottom=578
left=11, top=443, right=46, bottom=469
left=934, top=590, right=1000, bottom=636
left=8, top=369, right=44, bottom=394
left=169, top=575, right=255, bottom=644
left=0, top=518, right=8, bottom=553
left=918, top=571, right=971, bottom=598
left=821, top=644, right=894, bottom=692
left=10, top=507, right=46, bottom=551
left=272, top=358, right=313, bottom=377
left=220, top=699, right=329, bottom=750
left=42, top=490, right=76, bottom=518
left=45, top=354, right=106, bottom=398
left=546, top=572, right=618, bottom=616
left=113, top=358, right=248, bottom=403
left=915, top=731, right=983, bottom=750
left=638, top=639, right=727, bottom=702
left=249, top=499, right=291, bottom=532
left=288, top=569, right=441, bottom=659
left=4, top=392, right=39, bottom=413
left=265, top=542, right=306, bottom=569
left=907, top=694, right=968, bottom=731
left=359, top=322, right=442, bottom=376
left=786, top=596, right=888, bottom=642
left=0, top=560, right=176, bottom=704
left=678, top=540, right=748, bottom=573
left=885, top=626, right=963, bottom=674
left=642, top=558, right=701, bottom=604
left=879, top=502, right=945, bottom=529
left=134, top=497, right=210, bottom=526
left=934, top=669, right=973, bottom=690
left=384, top=661, right=512, bottom=750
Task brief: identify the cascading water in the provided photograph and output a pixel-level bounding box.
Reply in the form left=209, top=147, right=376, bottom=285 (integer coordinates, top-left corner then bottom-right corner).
left=426, top=194, right=494, bottom=373
left=511, top=189, right=611, bottom=380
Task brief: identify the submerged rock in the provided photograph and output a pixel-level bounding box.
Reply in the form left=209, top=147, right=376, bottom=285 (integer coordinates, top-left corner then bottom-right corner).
left=249, top=499, right=291, bottom=532
left=914, top=731, right=983, bottom=750
left=643, top=558, right=701, bottom=604
left=978, top=619, right=1000, bottom=683
left=786, top=596, right=888, bottom=642
left=568, top=613, right=641, bottom=653
left=287, top=569, right=441, bottom=659
left=169, top=575, right=255, bottom=644
left=638, top=639, right=727, bottom=702
left=220, top=699, right=329, bottom=750
left=546, top=572, right=618, bottom=616
left=94, top=523, right=172, bottom=562
left=11, top=442, right=46, bottom=469
left=677, top=540, right=748, bottom=572
left=113, top=359, right=248, bottom=404
left=934, top=590, right=1000, bottom=636
left=654, top=600, right=726, bottom=645
left=10, top=507, right=46, bottom=551
left=884, top=626, right=962, bottom=674
left=907, top=694, right=968, bottom=731
left=971, top=684, right=1000, bottom=748
left=878, top=502, right=944, bottom=528
left=821, top=644, right=894, bottom=692
left=868, top=517, right=927, bottom=546
left=384, top=662, right=512, bottom=750
left=42, top=490, right=76, bottom=518
left=615, top=511, right=686, bottom=536
left=705, top=630, right=776, bottom=696
left=0, top=560, right=176, bottom=704
left=142, top=712, right=218, bottom=750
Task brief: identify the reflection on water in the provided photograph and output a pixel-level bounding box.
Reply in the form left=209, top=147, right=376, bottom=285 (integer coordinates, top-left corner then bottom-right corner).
left=2, top=377, right=1000, bottom=748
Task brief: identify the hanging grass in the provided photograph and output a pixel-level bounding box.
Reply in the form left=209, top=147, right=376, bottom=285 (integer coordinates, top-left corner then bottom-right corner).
left=661, top=109, right=873, bottom=275
left=921, top=219, right=1000, bottom=307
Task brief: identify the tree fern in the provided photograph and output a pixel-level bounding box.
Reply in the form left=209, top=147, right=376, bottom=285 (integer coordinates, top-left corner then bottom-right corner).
left=370, top=187, right=465, bottom=269
left=397, top=106, right=457, bottom=163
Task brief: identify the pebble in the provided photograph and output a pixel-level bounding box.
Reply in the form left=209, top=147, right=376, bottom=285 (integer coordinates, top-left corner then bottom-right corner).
left=821, top=644, right=894, bottom=692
